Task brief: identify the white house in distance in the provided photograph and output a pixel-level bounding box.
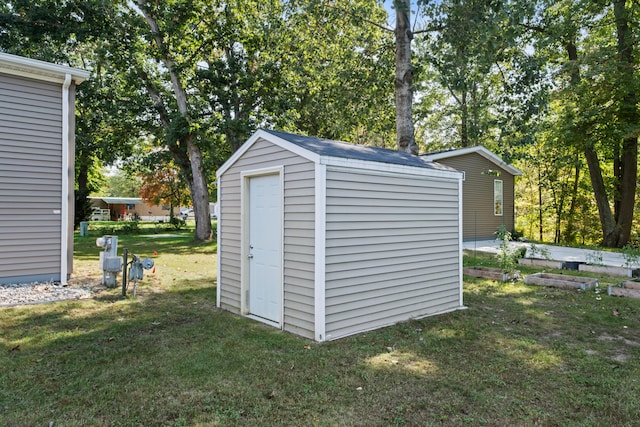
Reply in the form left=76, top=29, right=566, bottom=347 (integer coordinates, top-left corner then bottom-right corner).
left=216, top=129, right=465, bottom=342
left=0, top=52, right=89, bottom=285
left=89, top=196, right=181, bottom=221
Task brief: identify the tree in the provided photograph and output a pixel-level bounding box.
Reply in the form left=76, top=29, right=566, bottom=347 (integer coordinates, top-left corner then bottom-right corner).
left=530, top=0, right=640, bottom=247
left=192, top=0, right=287, bottom=153
left=416, top=0, right=543, bottom=150
left=107, top=0, right=214, bottom=241
left=96, top=169, right=141, bottom=198
left=270, top=0, right=395, bottom=145
left=394, top=0, right=418, bottom=154
left=138, top=161, right=189, bottom=219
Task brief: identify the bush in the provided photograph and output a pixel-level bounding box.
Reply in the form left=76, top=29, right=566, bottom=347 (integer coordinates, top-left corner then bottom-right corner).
left=622, top=244, right=640, bottom=268
left=169, top=217, right=186, bottom=230
left=120, top=220, right=140, bottom=234
left=495, top=227, right=519, bottom=273
left=510, top=228, right=524, bottom=241
left=494, top=224, right=509, bottom=241
left=96, top=221, right=140, bottom=235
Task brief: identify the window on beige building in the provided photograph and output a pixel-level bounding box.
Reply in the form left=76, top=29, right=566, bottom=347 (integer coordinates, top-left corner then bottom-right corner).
left=494, top=179, right=503, bottom=216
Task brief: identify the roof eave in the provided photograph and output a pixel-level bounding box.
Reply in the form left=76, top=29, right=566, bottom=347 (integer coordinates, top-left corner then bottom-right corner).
left=217, top=129, right=321, bottom=178
left=424, top=146, right=523, bottom=176
left=0, top=52, right=90, bottom=84
left=320, top=155, right=464, bottom=180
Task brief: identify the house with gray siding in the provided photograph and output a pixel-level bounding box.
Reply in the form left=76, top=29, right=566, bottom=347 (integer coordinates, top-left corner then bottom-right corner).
left=0, top=53, right=89, bottom=285
left=217, top=129, right=465, bottom=342
left=423, top=147, right=523, bottom=241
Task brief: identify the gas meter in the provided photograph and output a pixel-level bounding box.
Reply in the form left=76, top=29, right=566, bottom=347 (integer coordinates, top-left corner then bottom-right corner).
left=96, top=235, right=122, bottom=288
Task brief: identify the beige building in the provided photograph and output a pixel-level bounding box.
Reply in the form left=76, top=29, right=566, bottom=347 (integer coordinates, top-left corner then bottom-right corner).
left=0, top=53, right=88, bottom=285
left=90, top=197, right=180, bottom=221
left=423, top=147, right=523, bottom=241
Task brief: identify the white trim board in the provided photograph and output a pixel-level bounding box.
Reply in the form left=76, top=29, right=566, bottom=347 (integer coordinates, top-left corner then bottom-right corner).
left=0, top=52, right=89, bottom=84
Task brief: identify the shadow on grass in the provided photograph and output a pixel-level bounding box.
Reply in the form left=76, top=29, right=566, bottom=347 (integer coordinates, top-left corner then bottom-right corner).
left=1, top=279, right=640, bottom=425
left=74, top=231, right=216, bottom=261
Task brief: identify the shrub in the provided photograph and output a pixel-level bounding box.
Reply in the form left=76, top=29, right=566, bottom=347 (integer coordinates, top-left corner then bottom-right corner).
left=622, top=244, right=640, bottom=268
left=510, top=228, right=524, bottom=241
left=495, top=227, right=518, bottom=273
left=586, top=248, right=604, bottom=265
left=169, top=217, right=186, bottom=230
left=120, top=220, right=140, bottom=234
left=528, top=243, right=550, bottom=260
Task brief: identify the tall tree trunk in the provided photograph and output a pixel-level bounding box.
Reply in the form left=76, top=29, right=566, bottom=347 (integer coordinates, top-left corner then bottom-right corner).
left=565, top=40, right=616, bottom=244
left=460, top=91, right=469, bottom=147
left=584, top=145, right=618, bottom=243
left=394, top=0, right=418, bottom=154
left=566, top=28, right=636, bottom=248
left=538, top=168, right=543, bottom=241
left=609, top=0, right=638, bottom=247
left=563, top=160, right=581, bottom=243
left=136, top=0, right=212, bottom=241
left=185, top=135, right=212, bottom=241
left=76, top=152, right=90, bottom=196
left=554, top=185, right=563, bottom=244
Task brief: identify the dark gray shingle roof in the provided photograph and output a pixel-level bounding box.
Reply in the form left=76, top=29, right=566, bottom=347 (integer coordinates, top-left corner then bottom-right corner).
left=263, top=129, right=457, bottom=172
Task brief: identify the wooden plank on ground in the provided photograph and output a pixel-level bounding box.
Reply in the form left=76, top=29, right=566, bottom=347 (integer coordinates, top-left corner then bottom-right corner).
left=608, top=286, right=640, bottom=299
left=621, top=281, right=640, bottom=290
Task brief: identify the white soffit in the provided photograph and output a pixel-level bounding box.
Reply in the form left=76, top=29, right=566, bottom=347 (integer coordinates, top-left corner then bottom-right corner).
left=0, top=52, right=90, bottom=84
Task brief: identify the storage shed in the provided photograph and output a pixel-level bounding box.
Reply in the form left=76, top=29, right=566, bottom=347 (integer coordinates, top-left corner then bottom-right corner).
left=423, top=146, right=523, bottom=241
left=0, top=53, right=89, bottom=285
left=216, top=129, right=465, bottom=342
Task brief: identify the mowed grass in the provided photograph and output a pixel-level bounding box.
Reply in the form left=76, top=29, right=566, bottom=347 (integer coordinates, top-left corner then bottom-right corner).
left=1, top=234, right=640, bottom=426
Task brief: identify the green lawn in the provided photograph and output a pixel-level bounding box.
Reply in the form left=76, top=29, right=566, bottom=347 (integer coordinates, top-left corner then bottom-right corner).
left=1, top=232, right=640, bottom=426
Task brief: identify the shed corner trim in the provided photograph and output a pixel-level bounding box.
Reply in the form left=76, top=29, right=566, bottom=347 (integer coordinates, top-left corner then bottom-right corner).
left=314, top=163, right=327, bottom=342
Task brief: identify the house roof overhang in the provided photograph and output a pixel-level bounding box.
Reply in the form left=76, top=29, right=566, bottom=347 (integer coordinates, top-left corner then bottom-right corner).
left=91, top=197, right=143, bottom=205
left=0, top=52, right=90, bottom=84
left=422, top=146, right=523, bottom=176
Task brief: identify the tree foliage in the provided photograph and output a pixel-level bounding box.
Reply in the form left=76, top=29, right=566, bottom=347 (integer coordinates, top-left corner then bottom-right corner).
left=2, top=0, right=639, bottom=247
left=415, top=0, right=639, bottom=247
left=138, top=163, right=189, bottom=214
left=274, top=0, right=396, bottom=145
left=525, top=0, right=640, bottom=247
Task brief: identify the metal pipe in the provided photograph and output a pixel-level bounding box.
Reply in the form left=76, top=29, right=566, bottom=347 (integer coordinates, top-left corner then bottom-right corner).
left=122, top=248, right=128, bottom=296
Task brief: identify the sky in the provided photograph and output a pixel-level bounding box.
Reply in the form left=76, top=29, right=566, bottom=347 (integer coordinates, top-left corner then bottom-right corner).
left=382, top=0, right=430, bottom=30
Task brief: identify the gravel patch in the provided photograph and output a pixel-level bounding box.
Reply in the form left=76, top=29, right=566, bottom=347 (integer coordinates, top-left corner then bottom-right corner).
left=0, top=281, right=95, bottom=307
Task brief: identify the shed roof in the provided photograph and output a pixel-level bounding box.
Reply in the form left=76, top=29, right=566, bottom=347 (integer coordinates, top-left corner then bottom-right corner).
left=421, top=146, right=523, bottom=176
left=219, top=129, right=461, bottom=179
left=264, top=129, right=457, bottom=172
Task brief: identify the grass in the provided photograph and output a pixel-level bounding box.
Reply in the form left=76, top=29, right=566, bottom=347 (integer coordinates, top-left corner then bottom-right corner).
left=2, top=233, right=640, bottom=425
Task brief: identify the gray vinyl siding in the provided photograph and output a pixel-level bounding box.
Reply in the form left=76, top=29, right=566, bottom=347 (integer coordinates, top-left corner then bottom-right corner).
left=323, top=167, right=461, bottom=340
left=219, top=138, right=316, bottom=339
left=0, top=73, right=64, bottom=284
left=435, top=154, right=515, bottom=240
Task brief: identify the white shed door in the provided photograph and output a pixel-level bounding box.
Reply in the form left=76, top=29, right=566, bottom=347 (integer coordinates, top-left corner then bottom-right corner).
left=248, top=174, right=282, bottom=324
